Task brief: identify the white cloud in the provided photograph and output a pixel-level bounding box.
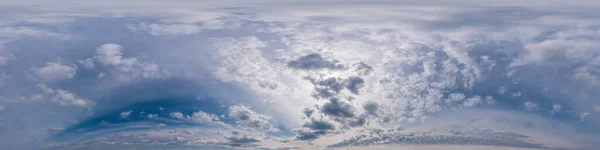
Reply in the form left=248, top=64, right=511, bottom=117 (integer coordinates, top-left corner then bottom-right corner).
left=120, top=110, right=132, bottom=118
left=128, top=23, right=201, bottom=36
left=463, top=96, right=482, bottom=107
left=524, top=102, right=539, bottom=111
left=147, top=114, right=158, bottom=119
left=1, top=2, right=600, bottom=149
left=551, top=104, right=562, bottom=114
left=89, top=43, right=163, bottom=80
left=169, top=111, right=226, bottom=126
left=170, top=112, right=185, bottom=120
left=33, top=62, right=78, bottom=82
left=0, top=105, right=5, bottom=113
left=53, top=89, right=92, bottom=107
left=498, top=86, right=508, bottom=94
left=36, top=84, right=93, bottom=108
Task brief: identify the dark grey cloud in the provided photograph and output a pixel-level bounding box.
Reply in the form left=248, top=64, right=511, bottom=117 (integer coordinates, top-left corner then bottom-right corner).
left=302, top=108, right=314, bottom=118
left=363, top=102, right=378, bottom=116
left=306, top=76, right=366, bottom=99
left=349, top=117, right=366, bottom=127
left=287, top=53, right=345, bottom=70
left=351, top=62, right=373, bottom=75
left=320, top=98, right=355, bottom=118
left=226, top=136, right=261, bottom=147
left=302, top=119, right=335, bottom=131
left=305, top=77, right=345, bottom=99
left=344, top=77, right=364, bottom=95
left=295, top=130, right=327, bottom=141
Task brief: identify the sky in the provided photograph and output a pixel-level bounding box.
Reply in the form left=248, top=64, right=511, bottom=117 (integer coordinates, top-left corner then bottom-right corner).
left=0, top=0, right=599, bottom=150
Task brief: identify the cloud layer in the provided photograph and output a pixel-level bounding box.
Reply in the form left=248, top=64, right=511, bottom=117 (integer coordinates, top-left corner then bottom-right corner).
left=0, top=1, right=599, bottom=150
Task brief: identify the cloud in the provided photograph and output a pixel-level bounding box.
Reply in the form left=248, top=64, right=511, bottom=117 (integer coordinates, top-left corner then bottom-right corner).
left=225, top=136, right=261, bottom=147
left=36, top=84, right=93, bottom=108
left=33, top=62, right=78, bottom=82
left=287, top=53, right=345, bottom=70
left=1, top=1, right=600, bottom=149
left=47, top=127, right=65, bottom=134
left=523, top=102, right=539, bottom=111
left=551, top=104, right=562, bottom=114
left=463, top=96, right=482, bottom=107
left=128, top=23, right=201, bottom=36
left=302, top=119, right=335, bottom=131
left=328, top=129, right=545, bottom=149
left=91, top=44, right=163, bottom=79
left=363, top=102, right=378, bottom=116
left=119, top=110, right=132, bottom=118
left=0, top=26, right=68, bottom=39
left=147, top=113, right=158, bottom=119
left=228, top=105, right=275, bottom=131
left=169, top=110, right=225, bottom=125
left=580, top=112, right=590, bottom=122
left=320, top=98, right=355, bottom=118
left=295, top=130, right=328, bottom=141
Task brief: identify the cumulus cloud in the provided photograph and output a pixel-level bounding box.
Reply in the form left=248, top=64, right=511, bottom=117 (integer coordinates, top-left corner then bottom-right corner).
left=228, top=105, right=275, bottom=131
left=463, top=96, right=482, bottom=107
left=169, top=110, right=225, bottom=126
left=33, top=62, right=78, bottom=82
left=320, top=98, right=355, bottom=118
left=36, top=84, right=93, bottom=108
left=91, top=44, right=163, bottom=79
left=1, top=1, right=600, bottom=149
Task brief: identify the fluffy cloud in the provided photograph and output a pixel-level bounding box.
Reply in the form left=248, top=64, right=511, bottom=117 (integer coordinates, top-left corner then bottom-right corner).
left=91, top=44, right=163, bottom=79
left=36, top=84, right=93, bottom=108
left=1, top=1, right=600, bottom=149
left=169, top=110, right=226, bottom=126
left=33, top=62, right=78, bottom=82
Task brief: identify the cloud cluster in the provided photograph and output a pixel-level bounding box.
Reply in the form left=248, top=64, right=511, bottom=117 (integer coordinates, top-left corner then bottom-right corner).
left=0, top=1, right=600, bottom=149
left=228, top=105, right=276, bottom=131
left=37, top=84, right=94, bottom=108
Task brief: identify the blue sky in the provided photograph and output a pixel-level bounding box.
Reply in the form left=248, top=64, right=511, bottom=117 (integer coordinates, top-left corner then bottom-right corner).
left=0, top=0, right=599, bottom=149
